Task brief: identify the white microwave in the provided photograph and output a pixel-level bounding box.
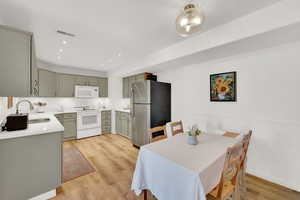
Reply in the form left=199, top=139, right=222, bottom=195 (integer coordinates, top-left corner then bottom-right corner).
left=75, top=86, right=99, bottom=98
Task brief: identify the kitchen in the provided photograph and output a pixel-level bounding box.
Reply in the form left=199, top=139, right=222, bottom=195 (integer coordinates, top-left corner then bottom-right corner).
left=0, top=22, right=169, bottom=199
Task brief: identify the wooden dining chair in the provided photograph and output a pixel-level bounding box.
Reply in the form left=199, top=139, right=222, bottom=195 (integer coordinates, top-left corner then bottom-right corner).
left=208, top=142, right=245, bottom=200
left=239, top=130, right=253, bottom=198
left=148, top=126, right=167, bottom=143
left=169, top=121, right=184, bottom=136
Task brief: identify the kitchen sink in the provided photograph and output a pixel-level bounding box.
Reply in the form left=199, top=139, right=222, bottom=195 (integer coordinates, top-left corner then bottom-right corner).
left=28, top=118, right=50, bottom=124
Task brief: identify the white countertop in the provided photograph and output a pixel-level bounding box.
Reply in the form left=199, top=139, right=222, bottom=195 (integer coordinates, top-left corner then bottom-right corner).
left=116, top=109, right=131, bottom=113
left=0, top=113, right=64, bottom=140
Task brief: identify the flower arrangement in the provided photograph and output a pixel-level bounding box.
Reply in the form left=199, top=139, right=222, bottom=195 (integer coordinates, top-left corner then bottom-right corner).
left=187, top=124, right=202, bottom=136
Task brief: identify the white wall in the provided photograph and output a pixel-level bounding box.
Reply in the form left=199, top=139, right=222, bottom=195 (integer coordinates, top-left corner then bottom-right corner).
left=157, top=41, right=300, bottom=191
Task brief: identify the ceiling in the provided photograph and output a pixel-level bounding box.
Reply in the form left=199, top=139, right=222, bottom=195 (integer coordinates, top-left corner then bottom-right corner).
left=0, top=0, right=280, bottom=72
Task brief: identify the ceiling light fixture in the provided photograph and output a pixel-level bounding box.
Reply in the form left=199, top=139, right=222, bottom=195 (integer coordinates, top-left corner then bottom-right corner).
left=59, top=49, right=63, bottom=52
left=62, top=40, right=67, bottom=45
left=57, top=56, right=61, bottom=60
left=176, top=2, right=205, bottom=37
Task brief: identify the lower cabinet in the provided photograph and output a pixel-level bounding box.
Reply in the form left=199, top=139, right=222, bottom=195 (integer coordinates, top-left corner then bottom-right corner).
left=0, top=131, right=62, bottom=200
left=101, top=110, right=111, bottom=133
left=55, top=113, right=77, bottom=141
left=115, top=111, right=131, bottom=138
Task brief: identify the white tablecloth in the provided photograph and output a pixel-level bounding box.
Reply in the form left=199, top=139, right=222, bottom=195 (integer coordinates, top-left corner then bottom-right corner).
left=131, top=133, right=237, bottom=200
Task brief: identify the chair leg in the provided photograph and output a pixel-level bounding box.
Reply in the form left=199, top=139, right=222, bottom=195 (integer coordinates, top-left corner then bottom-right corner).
left=143, top=190, right=147, bottom=200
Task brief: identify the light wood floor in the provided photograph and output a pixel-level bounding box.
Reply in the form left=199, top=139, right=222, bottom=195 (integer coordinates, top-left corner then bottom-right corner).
left=51, top=134, right=300, bottom=200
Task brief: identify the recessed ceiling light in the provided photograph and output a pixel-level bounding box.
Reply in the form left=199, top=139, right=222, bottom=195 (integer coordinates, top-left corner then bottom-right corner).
left=59, top=49, right=63, bottom=52
left=118, top=53, right=121, bottom=57
left=62, top=40, right=67, bottom=45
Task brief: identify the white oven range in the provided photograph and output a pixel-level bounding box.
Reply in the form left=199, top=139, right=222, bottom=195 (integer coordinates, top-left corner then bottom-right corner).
left=77, top=109, right=101, bottom=139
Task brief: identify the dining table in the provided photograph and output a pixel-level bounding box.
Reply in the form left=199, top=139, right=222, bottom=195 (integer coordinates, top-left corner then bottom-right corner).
left=131, top=133, right=239, bottom=200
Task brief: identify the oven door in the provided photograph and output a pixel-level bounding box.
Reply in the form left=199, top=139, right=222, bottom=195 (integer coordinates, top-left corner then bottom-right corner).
left=77, top=112, right=100, bottom=130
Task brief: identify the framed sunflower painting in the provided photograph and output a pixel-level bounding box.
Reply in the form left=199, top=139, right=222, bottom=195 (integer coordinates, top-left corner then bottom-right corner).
left=210, top=71, right=236, bottom=102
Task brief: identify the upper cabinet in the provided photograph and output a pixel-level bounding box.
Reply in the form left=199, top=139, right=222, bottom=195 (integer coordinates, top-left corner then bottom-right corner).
left=38, top=69, right=56, bottom=97
left=0, top=25, right=38, bottom=97
left=122, top=73, right=156, bottom=98
left=56, top=73, right=76, bottom=97
left=38, top=71, right=108, bottom=98
left=98, top=78, right=108, bottom=97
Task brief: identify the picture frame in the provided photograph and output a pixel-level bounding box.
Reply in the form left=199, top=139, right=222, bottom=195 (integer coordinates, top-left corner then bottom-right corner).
left=210, top=71, right=236, bottom=102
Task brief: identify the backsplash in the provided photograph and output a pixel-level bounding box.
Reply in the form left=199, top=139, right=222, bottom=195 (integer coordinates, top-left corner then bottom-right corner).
left=0, top=97, right=9, bottom=123
left=0, top=97, right=111, bottom=123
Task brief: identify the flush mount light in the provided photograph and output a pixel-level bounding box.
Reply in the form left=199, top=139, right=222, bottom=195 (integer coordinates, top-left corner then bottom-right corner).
left=176, top=3, right=205, bottom=37
left=62, top=40, right=67, bottom=45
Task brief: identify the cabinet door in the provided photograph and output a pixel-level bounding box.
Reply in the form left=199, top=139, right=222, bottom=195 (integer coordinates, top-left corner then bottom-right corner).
left=127, top=114, right=132, bottom=138
left=128, top=76, right=135, bottom=97
left=63, top=119, right=77, bottom=139
left=0, top=25, right=32, bottom=96
left=56, top=74, right=76, bottom=97
left=98, top=78, right=108, bottom=97
left=75, top=75, right=88, bottom=86
left=135, top=73, right=145, bottom=82
left=123, top=116, right=128, bottom=137
left=38, top=69, right=56, bottom=97
left=115, top=112, right=120, bottom=133
left=87, top=77, right=99, bottom=87
left=122, top=77, right=129, bottom=98
left=31, top=38, right=39, bottom=97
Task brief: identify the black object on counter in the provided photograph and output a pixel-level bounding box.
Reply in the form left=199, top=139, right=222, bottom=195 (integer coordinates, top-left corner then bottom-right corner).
left=4, top=114, right=28, bottom=131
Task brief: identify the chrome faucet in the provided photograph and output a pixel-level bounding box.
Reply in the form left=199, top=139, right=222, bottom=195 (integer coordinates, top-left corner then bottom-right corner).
left=16, top=100, right=34, bottom=114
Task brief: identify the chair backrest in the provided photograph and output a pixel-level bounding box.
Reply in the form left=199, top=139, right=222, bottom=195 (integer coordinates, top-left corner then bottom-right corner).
left=241, top=130, right=252, bottom=167
left=217, top=142, right=245, bottom=198
left=148, top=126, right=167, bottom=143
left=169, top=121, right=184, bottom=136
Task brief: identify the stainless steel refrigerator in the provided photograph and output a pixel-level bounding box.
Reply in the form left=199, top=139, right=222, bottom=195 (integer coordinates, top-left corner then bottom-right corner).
left=130, top=80, right=171, bottom=147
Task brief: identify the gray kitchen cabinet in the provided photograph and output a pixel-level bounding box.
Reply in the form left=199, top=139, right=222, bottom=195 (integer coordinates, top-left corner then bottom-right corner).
left=122, top=73, right=150, bottom=98
left=115, top=111, right=122, bottom=134
left=128, top=76, right=135, bottom=97
left=98, top=78, right=108, bottom=97
left=31, top=38, right=39, bottom=97
left=115, top=111, right=131, bottom=138
left=135, top=73, right=145, bottom=82
left=101, top=110, right=111, bottom=133
left=38, top=69, right=56, bottom=97
left=56, top=74, right=76, bottom=97
left=75, top=75, right=88, bottom=86
left=88, top=77, right=99, bottom=87
left=0, top=24, right=37, bottom=97
left=55, top=113, right=77, bottom=141
left=0, top=131, right=62, bottom=200
left=63, top=119, right=77, bottom=139
left=123, top=77, right=129, bottom=98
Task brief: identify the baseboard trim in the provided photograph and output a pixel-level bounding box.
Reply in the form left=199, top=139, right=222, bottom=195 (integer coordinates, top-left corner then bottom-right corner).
left=246, top=172, right=300, bottom=192
left=29, top=190, right=56, bottom=200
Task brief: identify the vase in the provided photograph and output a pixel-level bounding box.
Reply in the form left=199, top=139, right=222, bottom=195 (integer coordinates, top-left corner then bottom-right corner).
left=188, top=135, right=198, bottom=145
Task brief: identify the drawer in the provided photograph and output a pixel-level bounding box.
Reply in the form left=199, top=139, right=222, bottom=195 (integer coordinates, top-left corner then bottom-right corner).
left=63, top=113, right=77, bottom=119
